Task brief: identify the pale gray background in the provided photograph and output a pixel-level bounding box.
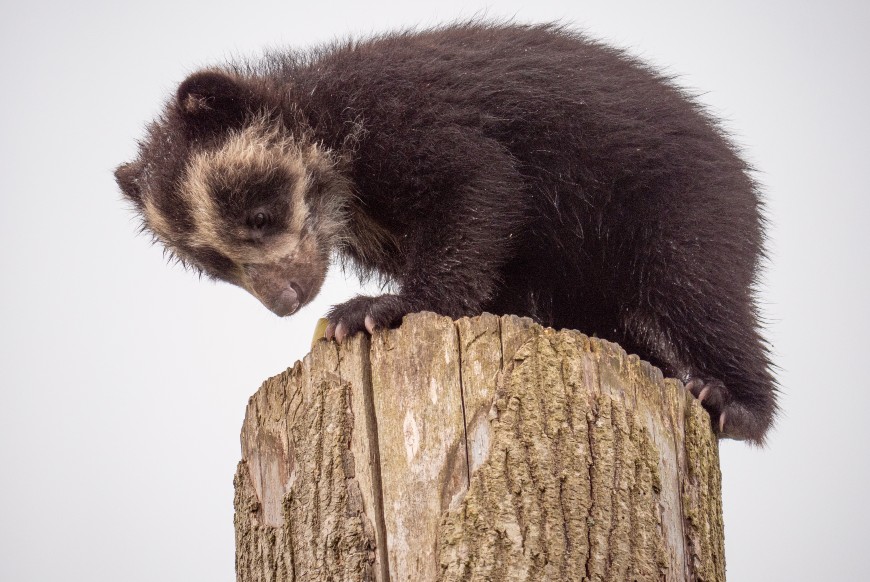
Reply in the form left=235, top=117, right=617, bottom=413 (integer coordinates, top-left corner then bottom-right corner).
left=1, top=0, right=867, bottom=580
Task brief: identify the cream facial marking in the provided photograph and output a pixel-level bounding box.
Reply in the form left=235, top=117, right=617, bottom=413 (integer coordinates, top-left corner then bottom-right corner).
left=176, top=114, right=333, bottom=255
left=171, top=115, right=334, bottom=314
left=142, top=195, right=176, bottom=245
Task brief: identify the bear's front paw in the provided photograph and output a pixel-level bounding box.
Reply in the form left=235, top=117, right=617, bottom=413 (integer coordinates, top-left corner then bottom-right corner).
left=325, top=294, right=413, bottom=343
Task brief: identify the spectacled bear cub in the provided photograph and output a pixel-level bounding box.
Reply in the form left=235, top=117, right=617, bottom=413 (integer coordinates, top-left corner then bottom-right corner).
left=115, top=23, right=777, bottom=443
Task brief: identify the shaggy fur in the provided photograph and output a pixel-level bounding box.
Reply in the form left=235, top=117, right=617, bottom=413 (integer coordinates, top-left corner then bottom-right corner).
left=116, top=22, right=777, bottom=443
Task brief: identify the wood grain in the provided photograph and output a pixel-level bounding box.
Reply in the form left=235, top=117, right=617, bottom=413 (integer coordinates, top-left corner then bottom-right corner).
left=235, top=313, right=725, bottom=581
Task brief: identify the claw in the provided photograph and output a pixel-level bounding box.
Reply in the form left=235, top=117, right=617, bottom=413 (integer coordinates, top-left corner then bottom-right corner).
left=325, top=321, right=336, bottom=341
left=364, top=314, right=376, bottom=334
left=719, top=410, right=727, bottom=434
left=697, top=386, right=710, bottom=403
left=335, top=322, right=347, bottom=343
left=685, top=378, right=702, bottom=395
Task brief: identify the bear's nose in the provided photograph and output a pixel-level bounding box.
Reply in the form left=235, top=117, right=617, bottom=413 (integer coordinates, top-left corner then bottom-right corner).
left=272, top=284, right=301, bottom=316
left=242, top=263, right=303, bottom=316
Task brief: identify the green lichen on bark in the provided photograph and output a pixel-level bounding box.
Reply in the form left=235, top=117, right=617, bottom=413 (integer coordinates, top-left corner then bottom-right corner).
left=438, top=320, right=724, bottom=582
left=438, top=326, right=679, bottom=581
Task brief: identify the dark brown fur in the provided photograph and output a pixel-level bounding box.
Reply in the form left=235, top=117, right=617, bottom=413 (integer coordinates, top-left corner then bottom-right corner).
left=116, top=22, right=777, bottom=442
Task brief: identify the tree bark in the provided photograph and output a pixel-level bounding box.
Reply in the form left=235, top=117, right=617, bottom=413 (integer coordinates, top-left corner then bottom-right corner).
left=234, top=312, right=725, bottom=582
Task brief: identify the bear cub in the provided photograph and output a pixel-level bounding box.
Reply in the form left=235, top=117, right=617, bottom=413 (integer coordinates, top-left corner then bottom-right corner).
left=115, top=23, right=777, bottom=443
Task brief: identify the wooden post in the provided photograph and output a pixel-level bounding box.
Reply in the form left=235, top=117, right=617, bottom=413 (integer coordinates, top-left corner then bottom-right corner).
left=234, top=313, right=725, bottom=582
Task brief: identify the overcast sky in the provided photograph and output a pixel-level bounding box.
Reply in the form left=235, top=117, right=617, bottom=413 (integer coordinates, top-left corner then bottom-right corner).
left=1, top=1, right=868, bottom=580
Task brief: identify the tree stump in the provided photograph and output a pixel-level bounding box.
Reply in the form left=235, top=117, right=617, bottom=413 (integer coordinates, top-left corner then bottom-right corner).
left=234, top=313, right=725, bottom=582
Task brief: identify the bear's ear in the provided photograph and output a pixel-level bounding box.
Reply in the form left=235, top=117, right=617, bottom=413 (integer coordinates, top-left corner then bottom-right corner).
left=176, top=70, right=253, bottom=135
left=115, top=162, right=142, bottom=204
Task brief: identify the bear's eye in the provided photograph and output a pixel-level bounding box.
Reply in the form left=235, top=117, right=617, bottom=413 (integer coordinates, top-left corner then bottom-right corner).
left=250, top=212, right=268, bottom=230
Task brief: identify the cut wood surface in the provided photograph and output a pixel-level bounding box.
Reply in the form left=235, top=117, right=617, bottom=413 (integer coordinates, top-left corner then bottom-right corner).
left=234, top=312, right=725, bottom=582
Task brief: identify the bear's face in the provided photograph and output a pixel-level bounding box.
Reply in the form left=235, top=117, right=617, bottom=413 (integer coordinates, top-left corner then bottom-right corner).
left=115, top=71, right=350, bottom=316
